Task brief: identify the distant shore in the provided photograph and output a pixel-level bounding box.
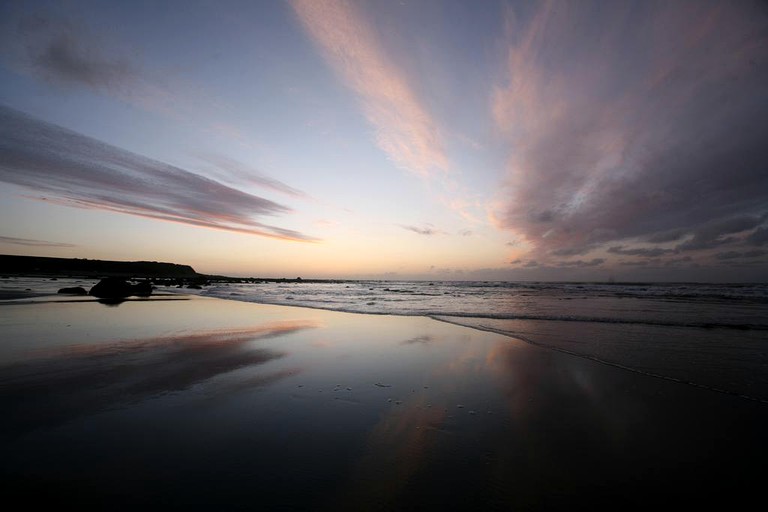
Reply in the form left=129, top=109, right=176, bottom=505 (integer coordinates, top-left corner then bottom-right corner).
left=0, top=254, right=196, bottom=278
left=0, top=254, right=350, bottom=302
left=0, top=254, right=353, bottom=285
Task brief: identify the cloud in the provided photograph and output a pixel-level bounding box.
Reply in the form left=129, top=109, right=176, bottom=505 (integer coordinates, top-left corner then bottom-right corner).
left=645, top=230, right=688, bottom=244
left=11, top=13, right=137, bottom=92
left=400, top=224, right=443, bottom=236
left=1, top=9, right=142, bottom=98
left=663, top=256, right=694, bottom=267
left=0, top=106, right=317, bottom=242
left=195, top=154, right=307, bottom=199
left=747, top=227, right=768, bottom=246
left=607, top=246, right=676, bottom=258
left=557, top=258, right=605, bottom=268
left=492, top=1, right=768, bottom=262
left=291, top=0, right=448, bottom=176
left=20, top=16, right=138, bottom=89
left=401, top=335, right=434, bottom=346
left=619, top=260, right=651, bottom=267
left=0, top=236, right=76, bottom=248
left=0, top=8, right=251, bottom=145
left=674, top=215, right=765, bottom=251
left=715, top=250, right=768, bottom=260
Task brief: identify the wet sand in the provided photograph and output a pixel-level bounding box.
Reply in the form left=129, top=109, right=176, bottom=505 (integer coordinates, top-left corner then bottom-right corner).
left=1, top=295, right=766, bottom=510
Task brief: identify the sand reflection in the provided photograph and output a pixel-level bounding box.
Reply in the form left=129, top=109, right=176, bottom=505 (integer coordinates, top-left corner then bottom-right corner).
left=337, top=394, right=448, bottom=508
left=333, top=331, right=493, bottom=509
left=0, top=320, right=318, bottom=437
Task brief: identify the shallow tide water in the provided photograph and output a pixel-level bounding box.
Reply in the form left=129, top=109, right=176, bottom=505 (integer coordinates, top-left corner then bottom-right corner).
left=1, top=295, right=767, bottom=509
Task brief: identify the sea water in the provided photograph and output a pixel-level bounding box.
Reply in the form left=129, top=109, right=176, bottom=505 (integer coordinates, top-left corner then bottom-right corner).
left=3, top=277, right=767, bottom=402
left=199, top=280, right=768, bottom=402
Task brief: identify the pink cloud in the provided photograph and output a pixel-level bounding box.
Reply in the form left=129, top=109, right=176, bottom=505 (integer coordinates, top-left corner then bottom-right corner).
left=291, top=0, right=449, bottom=177
left=491, top=0, right=768, bottom=264
left=0, top=106, right=318, bottom=242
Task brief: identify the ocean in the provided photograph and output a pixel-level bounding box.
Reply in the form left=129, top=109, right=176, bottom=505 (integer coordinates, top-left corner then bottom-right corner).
left=3, top=276, right=768, bottom=402
left=199, top=280, right=768, bottom=403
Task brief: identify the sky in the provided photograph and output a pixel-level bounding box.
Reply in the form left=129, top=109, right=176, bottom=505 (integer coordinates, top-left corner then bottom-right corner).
left=1, top=0, right=767, bottom=281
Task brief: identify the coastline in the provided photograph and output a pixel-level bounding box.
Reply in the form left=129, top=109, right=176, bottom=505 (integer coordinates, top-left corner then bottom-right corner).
left=1, top=292, right=767, bottom=509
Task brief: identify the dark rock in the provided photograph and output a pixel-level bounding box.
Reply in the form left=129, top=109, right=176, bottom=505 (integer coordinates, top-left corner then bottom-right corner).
left=89, top=278, right=153, bottom=299
left=89, top=278, right=134, bottom=298
left=97, top=298, right=126, bottom=306
left=133, top=281, right=153, bottom=297
left=187, top=284, right=203, bottom=289
left=58, top=286, right=88, bottom=295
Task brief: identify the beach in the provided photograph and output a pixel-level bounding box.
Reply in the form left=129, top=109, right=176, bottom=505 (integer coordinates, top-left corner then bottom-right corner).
left=1, top=292, right=766, bottom=509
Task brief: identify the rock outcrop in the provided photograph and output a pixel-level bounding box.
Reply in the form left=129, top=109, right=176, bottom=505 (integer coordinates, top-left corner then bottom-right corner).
left=57, top=286, right=88, bottom=295
left=89, top=278, right=153, bottom=299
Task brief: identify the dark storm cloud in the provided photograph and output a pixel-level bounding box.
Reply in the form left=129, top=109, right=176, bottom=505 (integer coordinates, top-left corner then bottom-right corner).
left=0, top=106, right=317, bottom=241
left=493, top=1, right=768, bottom=265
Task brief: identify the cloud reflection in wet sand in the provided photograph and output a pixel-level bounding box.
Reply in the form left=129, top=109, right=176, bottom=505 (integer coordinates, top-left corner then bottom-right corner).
left=334, top=331, right=484, bottom=510
left=0, top=320, right=318, bottom=437
left=337, top=392, right=448, bottom=509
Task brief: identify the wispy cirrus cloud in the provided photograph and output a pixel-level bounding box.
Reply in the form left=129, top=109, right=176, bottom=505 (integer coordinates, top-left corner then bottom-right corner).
left=290, top=0, right=449, bottom=177
left=0, top=105, right=316, bottom=242
left=0, top=236, right=76, bottom=248
left=492, top=0, right=768, bottom=267
left=194, top=154, right=308, bottom=199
